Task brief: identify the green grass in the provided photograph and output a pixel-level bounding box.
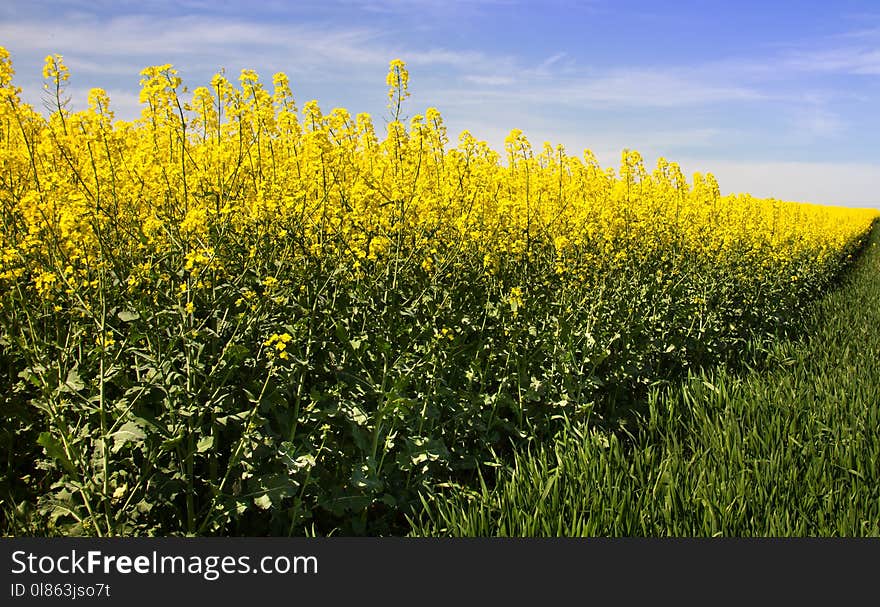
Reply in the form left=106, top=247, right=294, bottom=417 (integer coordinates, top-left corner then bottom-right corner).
left=409, top=225, right=880, bottom=536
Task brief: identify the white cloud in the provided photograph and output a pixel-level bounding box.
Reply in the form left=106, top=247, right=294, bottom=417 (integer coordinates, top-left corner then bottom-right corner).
left=462, top=74, right=517, bottom=86
left=437, top=68, right=766, bottom=110
left=405, top=48, right=501, bottom=69
left=785, top=47, right=880, bottom=75
left=556, top=70, right=766, bottom=107
left=787, top=106, right=846, bottom=140
left=0, top=9, right=774, bottom=111
left=339, top=0, right=518, bottom=13
left=0, top=12, right=516, bottom=87
left=0, top=15, right=385, bottom=66
left=0, top=9, right=774, bottom=119
left=674, top=158, right=880, bottom=208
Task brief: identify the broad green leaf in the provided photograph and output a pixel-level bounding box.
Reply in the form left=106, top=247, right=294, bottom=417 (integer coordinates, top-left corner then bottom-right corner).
left=196, top=436, right=214, bottom=453
left=216, top=411, right=249, bottom=426
left=110, top=421, right=147, bottom=453
left=37, top=432, right=77, bottom=476
left=56, top=367, right=85, bottom=394
left=117, top=309, right=140, bottom=322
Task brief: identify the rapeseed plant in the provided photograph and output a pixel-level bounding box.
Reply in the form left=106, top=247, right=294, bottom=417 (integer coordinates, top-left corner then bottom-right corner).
left=0, top=48, right=876, bottom=537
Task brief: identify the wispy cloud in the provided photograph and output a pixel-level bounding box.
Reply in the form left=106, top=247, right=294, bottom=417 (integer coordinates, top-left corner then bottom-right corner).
left=777, top=21, right=880, bottom=75
left=338, top=0, right=518, bottom=14
left=441, top=68, right=766, bottom=109
left=784, top=47, right=880, bottom=75
left=462, top=74, right=517, bottom=86
left=787, top=106, right=846, bottom=140
left=674, top=158, right=880, bottom=207
left=0, top=12, right=517, bottom=84
left=0, top=15, right=385, bottom=68
left=0, top=9, right=771, bottom=113
left=836, top=26, right=880, bottom=40
left=554, top=69, right=766, bottom=107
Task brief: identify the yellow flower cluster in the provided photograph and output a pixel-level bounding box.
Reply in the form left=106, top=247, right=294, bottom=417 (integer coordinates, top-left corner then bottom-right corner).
left=264, top=332, right=293, bottom=360
left=0, top=47, right=876, bottom=309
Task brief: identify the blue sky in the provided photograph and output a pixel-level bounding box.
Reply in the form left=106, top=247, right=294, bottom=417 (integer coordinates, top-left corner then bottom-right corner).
left=2, top=0, right=879, bottom=207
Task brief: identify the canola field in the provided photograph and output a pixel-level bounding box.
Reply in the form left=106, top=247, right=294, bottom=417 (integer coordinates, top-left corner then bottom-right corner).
left=1, top=48, right=876, bottom=535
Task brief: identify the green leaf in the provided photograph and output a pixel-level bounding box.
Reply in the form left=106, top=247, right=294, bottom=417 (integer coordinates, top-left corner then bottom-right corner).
left=196, top=436, right=214, bottom=453
left=110, top=421, right=147, bottom=453
left=37, top=432, right=77, bottom=476
left=160, top=434, right=184, bottom=451
left=223, top=344, right=250, bottom=365
left=216, top=411, right=249, bottom=426
left=117, top=309, right=140, bottom=322
left=57, top=367, right=85, bottom=393
left=540, top=471, right=559, bottom=502
left=19, top=364, right=46, bottom=388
